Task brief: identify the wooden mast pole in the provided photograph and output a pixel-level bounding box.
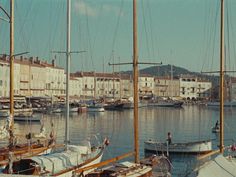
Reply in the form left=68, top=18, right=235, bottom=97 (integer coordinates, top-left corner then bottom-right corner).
left=219, top=0, right=224, bottom=154
left=65, top=0, right=71, bottom=148
left=9, top=0, right=14, bottom=147
left=133, top=0, right=139, bottom=163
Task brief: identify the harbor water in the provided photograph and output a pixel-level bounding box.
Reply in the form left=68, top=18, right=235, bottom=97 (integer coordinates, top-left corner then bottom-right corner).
left=1, top=105, right=236, bottom=176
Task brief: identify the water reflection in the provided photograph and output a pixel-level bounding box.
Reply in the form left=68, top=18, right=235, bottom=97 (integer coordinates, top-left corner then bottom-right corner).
left=0, top=105, right=236, bottom=176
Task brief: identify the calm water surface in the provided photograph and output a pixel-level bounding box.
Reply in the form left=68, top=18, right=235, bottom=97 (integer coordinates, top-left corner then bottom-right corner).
left=1, top=105, right=236, bottom=176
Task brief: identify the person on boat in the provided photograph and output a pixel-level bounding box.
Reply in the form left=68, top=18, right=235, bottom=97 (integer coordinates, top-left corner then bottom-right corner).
left=215, top=120, right=219, bottom=128
left=167, top=132, right=172, bottom=144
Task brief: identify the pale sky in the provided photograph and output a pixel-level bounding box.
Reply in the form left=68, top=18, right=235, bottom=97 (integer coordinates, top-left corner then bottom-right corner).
left=1, top=0, right=236, bottom=74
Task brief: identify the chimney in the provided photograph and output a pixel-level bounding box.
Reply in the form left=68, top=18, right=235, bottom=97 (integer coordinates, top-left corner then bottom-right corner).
left=52, top=59, right=56, bottom=67
left=29, top=57, right=33, bottom=64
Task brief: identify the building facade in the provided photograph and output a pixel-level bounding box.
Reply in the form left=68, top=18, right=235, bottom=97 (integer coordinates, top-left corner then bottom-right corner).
left=139, top=74, right=154, bottom=98
left=154, top=77, right=180, bottom=98
left=0, top=56, right=213, bottom=100
left=180, top=75, right=212, bottom=100
left=0, top=60, right=10, bottom=97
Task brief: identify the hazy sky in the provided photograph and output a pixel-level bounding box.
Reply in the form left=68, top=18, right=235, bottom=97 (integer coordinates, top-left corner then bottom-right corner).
left=1, top=0, right=236, bottom=74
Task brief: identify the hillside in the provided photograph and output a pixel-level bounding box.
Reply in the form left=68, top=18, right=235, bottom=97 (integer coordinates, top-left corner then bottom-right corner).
left=123, top=64, right=219, bottom=86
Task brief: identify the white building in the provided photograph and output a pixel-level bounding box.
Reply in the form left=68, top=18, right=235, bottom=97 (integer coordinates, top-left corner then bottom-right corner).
left=0, top=59, right=10, bottom=97
left=230, top=78, right=236, bottom=100
left=30, top=60, right=46, bottom=96
left=69, top=75, right=83, bottom=99
left=139, top=74, right=155, bottom=98
left=120, top=74, right=133, bottom=98
left=180, top=75, right=211, bottom=100
left=154, top=77, right=180, bottom=98
left=96, top=72, right=121, bottom=99
left=44, top=60, right=65, bottom=97
left=0, top=56, right=20, bottom=97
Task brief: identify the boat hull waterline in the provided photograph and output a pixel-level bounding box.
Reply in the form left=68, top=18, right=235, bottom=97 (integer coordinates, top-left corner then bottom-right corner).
left=144, top=139, right=212, bottom=154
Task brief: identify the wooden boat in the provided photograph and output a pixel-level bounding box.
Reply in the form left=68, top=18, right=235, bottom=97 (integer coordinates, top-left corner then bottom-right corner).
left=13, top=115, right=41, bottom=122
left=144, top=139, right=212, bottom=155
left=0, top=108, right=33, bottom=117
left=85, top=155, right=171, bottom=177
left=207, top=100, right=236, bottom=107
left=0, top=140, right=54, bottom=168
left=85, top=161, right=152, bottom=177
left=0, top=0, right=56, bottom=170
left=104, top=102, right=124, bottom=111
left=2, top=144, right=105, bottom=176
left=148, top=100, right=183, bottom=108
left=87, top=104, right=105, bottom=112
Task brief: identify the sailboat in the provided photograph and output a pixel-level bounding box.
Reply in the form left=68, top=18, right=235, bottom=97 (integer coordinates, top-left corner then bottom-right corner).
left=0, top=0, right=55, bottom=168
left=1, top=0, right=105, bottom=175
left=76, top=0, right=171, bottom=176
left=194, top=0, right=236, bottom=176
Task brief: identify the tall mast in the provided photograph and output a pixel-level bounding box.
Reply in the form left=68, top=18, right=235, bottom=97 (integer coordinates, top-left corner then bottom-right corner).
left=65, top=0, right=71, bottom=148
left=9, top=0, right=14, bottom=147
left=170, top=65, right=173, bottom=98
left=133, top=0, right=139, bottom=163
left=112, top=50, right=115, bottom=99
left=219, top=0, right=224, bottom=154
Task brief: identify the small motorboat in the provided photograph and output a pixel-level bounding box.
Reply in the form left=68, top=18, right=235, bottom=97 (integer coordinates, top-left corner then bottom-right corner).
left=144, top=139, right=212, bottom=155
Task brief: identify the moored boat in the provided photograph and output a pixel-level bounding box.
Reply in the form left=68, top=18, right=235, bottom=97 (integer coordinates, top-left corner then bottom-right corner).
left=144, top=139, right=212, bottom=155
left=147, top=99, right=184, bottom=108
left=87, top=104, right=105, bottom=112
left=104, top=102, right=124, bottom=111
left=2, top=144, right=105, bottom=176
left=207, top=100, right=236, bottom=107
left=13, top=115, right=41, bottom=122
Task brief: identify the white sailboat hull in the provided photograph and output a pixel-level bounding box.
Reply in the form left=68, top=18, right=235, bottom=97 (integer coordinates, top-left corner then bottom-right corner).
left=144, top=139, right=212, bottom=154
left=195, top=155, right=236, bottom=177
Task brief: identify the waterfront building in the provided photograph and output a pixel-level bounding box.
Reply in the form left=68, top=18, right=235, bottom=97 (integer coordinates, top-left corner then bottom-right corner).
left=79, top=72, right=95, bottom=99
left=18, top=56, right=31, bottom=96
left=120, top=74, right=133, bottom=98
left=154, top=76, right=180, bottom=98
left=231, top=78, right=236, bottom=100
left=180, top=75, right=211, bottom=100
left=196, top=79, right=212, bottom=99
left=0, top=58, right=10, bottom=97
left=26, top=57, right=46, bottom=97
left=95, top=72, right=121, bottom=99
left=73, top=72, right=122, bottom=99
left=69, top=74, right=83, bottom=100
left=139, top=74, right=154, bottom=99
left=0, top=55, right=213, bottom=100
left=43, top=59, right=65, bottom=98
